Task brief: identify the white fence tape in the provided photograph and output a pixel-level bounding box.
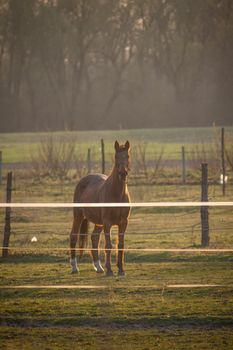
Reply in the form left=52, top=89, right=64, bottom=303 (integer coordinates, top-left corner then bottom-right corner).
left=0, top=201, right=233, bottom=208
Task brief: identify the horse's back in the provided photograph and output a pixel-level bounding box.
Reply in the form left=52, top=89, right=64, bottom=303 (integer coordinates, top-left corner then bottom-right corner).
left=74, top=173, right=107, bottom=203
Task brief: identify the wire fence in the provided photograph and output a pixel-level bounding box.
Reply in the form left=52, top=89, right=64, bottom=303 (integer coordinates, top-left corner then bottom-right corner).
left=1, top=201, right=233, bottom=251
left=1, top=201, right=233, bottom=291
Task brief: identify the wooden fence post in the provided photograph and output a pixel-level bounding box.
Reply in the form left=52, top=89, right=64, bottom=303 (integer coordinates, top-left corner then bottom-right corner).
left=101, top=139, right=105, bottom=174
left=221, top=127, right=226, bottom=196
left=181, top=146, right=186, bottom=184
left=200, top=163, right=209, bottom=247
left=2, top=172, right=13, bottom=257
left=87, top=148, right=91, bottom=174
left=0, top=150, right=2, bottom=185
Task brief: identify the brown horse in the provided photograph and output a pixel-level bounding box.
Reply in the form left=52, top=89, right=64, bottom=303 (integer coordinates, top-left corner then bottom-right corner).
left=70, top=140, right=131, bottom=276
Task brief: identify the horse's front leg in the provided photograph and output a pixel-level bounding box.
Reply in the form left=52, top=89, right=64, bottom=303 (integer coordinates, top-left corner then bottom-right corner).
left=91, top=225, right=104, bottom=273
left=70, top=211, right=83, bottom=273
left=117, top=219, right=128, bottom=276
left=104, top=222, right=114, bottom=276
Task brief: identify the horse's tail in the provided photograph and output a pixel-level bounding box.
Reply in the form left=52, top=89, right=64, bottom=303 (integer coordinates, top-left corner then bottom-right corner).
left=78, top=218, right=89, bottom=259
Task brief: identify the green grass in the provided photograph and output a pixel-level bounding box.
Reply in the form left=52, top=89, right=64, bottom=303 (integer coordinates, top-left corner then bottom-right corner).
left=0, top=127, right=233, bottom=349
left=1, top=181, right=233, bottom=349
left=0, top=256, right=233, bottom=349
left=1, top=327, right=232, bottom=350
left=1, top=126, right=232, bottom=163
left=0, top=127, right=221, bottom=144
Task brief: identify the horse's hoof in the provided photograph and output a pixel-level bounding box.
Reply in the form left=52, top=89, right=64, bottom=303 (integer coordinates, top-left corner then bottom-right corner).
left=118, top=270, right=126, bottom=277
left=70, top=258, right=79, bottom=274
left=93, top=260, right=105, bottom=273
left=105, top=270, right=114, bottom=277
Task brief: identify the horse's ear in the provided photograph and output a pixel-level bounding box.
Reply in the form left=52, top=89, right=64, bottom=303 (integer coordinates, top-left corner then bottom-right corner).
left=125, top=140, right=130, bottom=151
left=115, top=140, right=120, bottom=151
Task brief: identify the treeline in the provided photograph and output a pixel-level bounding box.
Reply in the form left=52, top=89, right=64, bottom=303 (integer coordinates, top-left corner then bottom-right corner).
left=0, top=0, right=233, bottom=132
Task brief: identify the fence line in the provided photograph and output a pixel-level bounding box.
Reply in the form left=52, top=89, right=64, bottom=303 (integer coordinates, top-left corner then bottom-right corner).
left=0, top=284, right=227, bottom=290
left=1, top=247, right=233, bottom=252
left=9, top=226, right=233, bottom=236
left=1, top=201, right=233, bottom=208
left=2, top=200, right=233, bottom=257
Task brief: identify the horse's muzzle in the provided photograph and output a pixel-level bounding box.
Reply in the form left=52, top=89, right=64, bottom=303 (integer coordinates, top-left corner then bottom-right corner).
left=119, top=171, right=128, bottom=182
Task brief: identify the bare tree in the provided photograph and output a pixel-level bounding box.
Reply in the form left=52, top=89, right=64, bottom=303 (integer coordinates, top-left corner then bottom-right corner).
left=30, top=133, right=76, bottom=180
left=133, top=141, right=165, bottom=183
left=98, top=0, right=137, bottom=125
left=0, top=0, right=233, bottom=131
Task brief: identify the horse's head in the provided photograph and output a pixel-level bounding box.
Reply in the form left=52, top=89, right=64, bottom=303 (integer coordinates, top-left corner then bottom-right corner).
left=114, top=140, right=130, bottom=182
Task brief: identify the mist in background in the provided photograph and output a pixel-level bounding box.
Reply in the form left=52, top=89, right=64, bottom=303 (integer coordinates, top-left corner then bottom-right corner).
left=0, top=0, right=233, bottom=132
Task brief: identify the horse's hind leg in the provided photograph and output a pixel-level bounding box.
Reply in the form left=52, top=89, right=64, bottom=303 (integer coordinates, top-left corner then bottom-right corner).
left=91, top=225, right=104, bottom=273
left=117, top=220, right=128, bottom=276
left=104, top=222, right=114, bottom=276
left=70, top=210, right=84, bottom=273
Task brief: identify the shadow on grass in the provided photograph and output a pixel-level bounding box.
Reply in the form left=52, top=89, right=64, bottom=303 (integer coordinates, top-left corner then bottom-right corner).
left=0, top=254, right=67, bottom=265
left=126, top=252, right=233, bottom=263
left=0, top=252, right=232, bottom=265
left=1, top=315, right=233, bottom=330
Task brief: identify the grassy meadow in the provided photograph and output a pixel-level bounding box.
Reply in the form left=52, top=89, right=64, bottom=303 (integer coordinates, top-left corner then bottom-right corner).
left=0, top=127, right=233, bottom=349
left=1, top=126, right=232, bottom=163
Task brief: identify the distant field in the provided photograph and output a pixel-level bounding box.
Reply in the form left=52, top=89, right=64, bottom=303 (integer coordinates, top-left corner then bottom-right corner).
left=0, top=126, right=223, bottom=144
left=1, top=126, right=232, bottom=163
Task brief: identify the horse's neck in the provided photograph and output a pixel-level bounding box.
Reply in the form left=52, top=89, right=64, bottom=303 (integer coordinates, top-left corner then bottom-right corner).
left=107, top=167, right=127, bottom=200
